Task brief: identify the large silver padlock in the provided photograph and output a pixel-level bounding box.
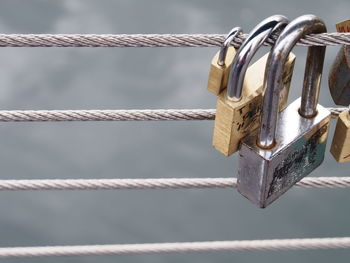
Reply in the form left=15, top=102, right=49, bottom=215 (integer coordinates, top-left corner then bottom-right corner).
left=237, top=15, right=331, bottom=208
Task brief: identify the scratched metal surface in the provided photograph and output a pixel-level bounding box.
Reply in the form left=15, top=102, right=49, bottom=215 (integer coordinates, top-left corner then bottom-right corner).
left=238, top=99, right=330, bottom=207
left=0, top=1, right=349, bottom=263
left=329, top=45, right=350, bottom=105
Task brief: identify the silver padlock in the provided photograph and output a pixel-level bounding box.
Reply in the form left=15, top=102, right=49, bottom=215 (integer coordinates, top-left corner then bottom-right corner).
left=237, top=15, right=331, bottom=208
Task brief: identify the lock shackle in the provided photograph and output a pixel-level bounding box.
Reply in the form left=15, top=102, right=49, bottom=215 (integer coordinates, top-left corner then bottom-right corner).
left=257, top=14, right=327, bottom=149
left=217, top=27, right=243, bottom=66
left=226, top=15, right=289, bottom=101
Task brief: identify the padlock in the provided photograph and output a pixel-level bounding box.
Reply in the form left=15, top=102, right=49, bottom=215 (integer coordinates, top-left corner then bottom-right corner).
left=330, top=107, right=350, bottom=162
left=212, top=15, right=296, bottom=156
left=328, top=19, right=350, bottom=106
left=237, top=15, right=331, bottom=208
left=207, top=27, right=242, bottom=95
left=328, top=45, right=350, bottom=106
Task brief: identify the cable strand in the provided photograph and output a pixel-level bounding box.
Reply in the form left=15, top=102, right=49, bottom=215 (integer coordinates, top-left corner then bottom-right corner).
left=0, top=33, right=349, bottom=47
left=0, top=108, right=342, bottom=122
left=0, top=177, right=349, bottom=191
left=0, top=237, right=349, bottom=258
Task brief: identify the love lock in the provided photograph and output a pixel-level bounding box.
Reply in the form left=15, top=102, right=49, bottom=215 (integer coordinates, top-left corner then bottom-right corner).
left=237, top=15, right=331, bottom=208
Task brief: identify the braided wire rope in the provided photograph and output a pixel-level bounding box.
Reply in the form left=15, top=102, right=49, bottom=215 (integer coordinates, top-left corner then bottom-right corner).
left=0, top=177, right=349, bottom=191
left=0, top=237, right=349, bottom=258
left=0, top=107, right=342, bottom=122
left=0, top=33, right=349, bottom=47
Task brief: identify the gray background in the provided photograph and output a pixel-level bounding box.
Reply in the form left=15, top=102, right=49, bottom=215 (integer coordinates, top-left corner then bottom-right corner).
left=0, top=0, right=349, bottom=262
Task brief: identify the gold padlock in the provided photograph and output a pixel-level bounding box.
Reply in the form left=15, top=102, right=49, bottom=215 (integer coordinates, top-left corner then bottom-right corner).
left=212, top=15, right=296, bottom=156
left=330, top=108, right=350, bottom=162
left=207, top=27, right=242, bottom=95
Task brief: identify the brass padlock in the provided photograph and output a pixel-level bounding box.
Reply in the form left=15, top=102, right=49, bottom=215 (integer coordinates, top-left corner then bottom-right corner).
left=207, top=27, right=242, bottom=95
left=212, top=15, right=295, bottom=156
left=237, top=15, right=331, bottom=208
left=330, top=107, right=350, bottom=162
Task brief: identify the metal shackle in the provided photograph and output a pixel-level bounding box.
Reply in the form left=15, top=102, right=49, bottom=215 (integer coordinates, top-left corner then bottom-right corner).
left=258, top=14, right=327, bottom=148
left=217, top=27, right=243, bottom=66
left=226, top=15, right=289, bottom=101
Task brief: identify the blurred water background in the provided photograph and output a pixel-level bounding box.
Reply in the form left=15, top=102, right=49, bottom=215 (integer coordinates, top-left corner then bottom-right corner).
left=0, top=0, right=349, bottom=262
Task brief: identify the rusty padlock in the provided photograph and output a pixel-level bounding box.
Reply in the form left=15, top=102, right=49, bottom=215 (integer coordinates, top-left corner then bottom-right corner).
left=207, top=27, right=242, bottom=95
left=212, top=15, right=295, bottom=156
left=237, top=15, right=331, bottom=208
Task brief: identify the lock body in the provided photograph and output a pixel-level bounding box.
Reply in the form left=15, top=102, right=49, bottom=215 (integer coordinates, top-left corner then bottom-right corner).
left=328, top=19, right=350, bottom=106
left=207, top=47, right=237, bottom=95
left=237, top=98, right=330, bottom=208
left=328, top=45, right=350, bottom=106
left=212, top=52, right=295, bottom=156
left=330, top=110, right=350, bottom=162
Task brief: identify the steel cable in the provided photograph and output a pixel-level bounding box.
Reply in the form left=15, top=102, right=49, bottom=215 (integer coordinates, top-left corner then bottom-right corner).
left=0, top=237, right=349, bottom=258
left=0, top=107, right=342, bottom=122
left=0, top=177, right=349, bottom=191
left=0, top=33, right=349, bottom=47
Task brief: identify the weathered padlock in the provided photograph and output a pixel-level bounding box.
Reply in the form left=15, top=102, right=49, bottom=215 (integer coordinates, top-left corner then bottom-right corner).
left=207, top=27, right=242, bottom=95
left=328, top=19, right=350, bottom=162
left=328, top=46, right=350, bottom=105
left=212, top=15, right=296, bottom=156
left=328, top=19, right=350, bottom=106
left=237, top=15, right=331, bottom=208
left=330, top=107, right=350, bottom=162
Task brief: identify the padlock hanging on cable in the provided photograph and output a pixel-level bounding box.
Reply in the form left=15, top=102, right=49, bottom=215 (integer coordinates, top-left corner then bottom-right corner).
left=237, top=14, right=331, bottom=208
left=211, top=15, right=295, bottom=156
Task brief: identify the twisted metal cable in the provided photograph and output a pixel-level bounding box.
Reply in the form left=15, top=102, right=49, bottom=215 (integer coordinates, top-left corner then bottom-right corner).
left=0, top=33, right=349, bottom=47
left=0, top=237, right=349, bottom=258
left=0, top=177, right=349, bottom=191
left=0, top=178, right=234, bottom=191
left=0, top=109, right=216, bottom=121
left=0, top=108, right=342, bottom=122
